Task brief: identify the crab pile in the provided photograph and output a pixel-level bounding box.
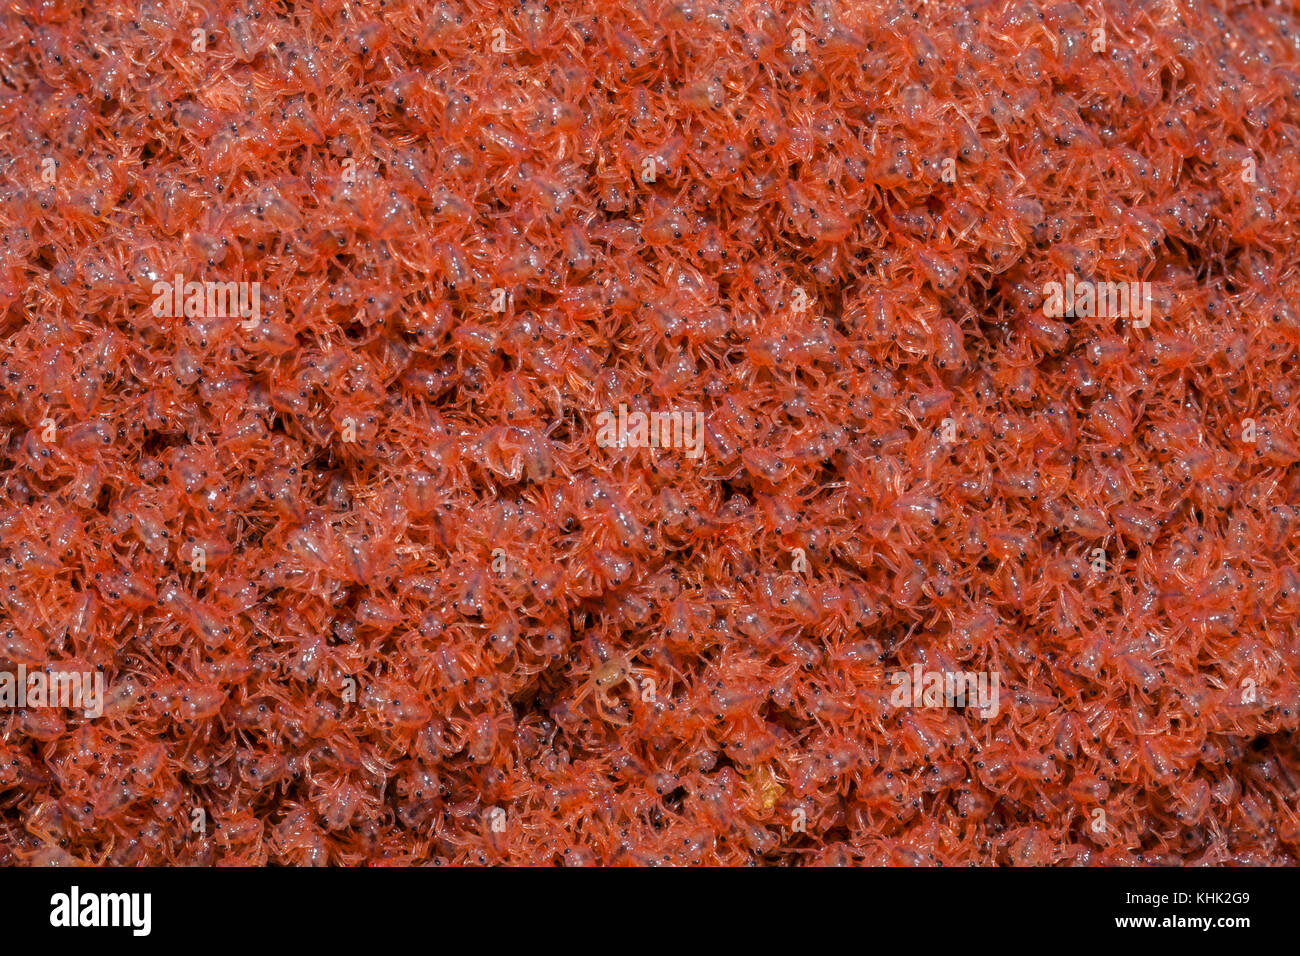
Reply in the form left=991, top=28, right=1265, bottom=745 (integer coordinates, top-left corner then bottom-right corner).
left=2, top=0, right=1300, bottom=865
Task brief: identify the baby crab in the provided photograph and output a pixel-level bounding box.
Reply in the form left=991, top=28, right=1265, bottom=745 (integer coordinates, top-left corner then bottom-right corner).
left=570, top=644, right=657, bottom=726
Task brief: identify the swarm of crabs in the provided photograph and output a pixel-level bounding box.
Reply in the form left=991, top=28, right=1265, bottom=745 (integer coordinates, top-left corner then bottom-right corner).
left=1, top=0, right=1300, bottom=865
